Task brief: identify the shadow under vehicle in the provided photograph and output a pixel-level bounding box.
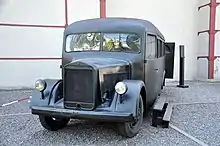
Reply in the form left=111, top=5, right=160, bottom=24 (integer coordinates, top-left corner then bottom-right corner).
left=29, top=17, right=175, bottom=138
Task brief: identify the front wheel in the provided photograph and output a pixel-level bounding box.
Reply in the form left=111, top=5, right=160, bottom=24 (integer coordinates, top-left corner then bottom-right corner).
left=116, top=95, right=144, bottom=138
left=39, top=115, right=70, bottom=131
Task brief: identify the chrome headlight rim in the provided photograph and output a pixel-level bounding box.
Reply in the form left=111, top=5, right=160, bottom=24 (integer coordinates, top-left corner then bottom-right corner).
left=35, top=79, right=47, bottom=92
left=115, top=81, right=127, bottom=95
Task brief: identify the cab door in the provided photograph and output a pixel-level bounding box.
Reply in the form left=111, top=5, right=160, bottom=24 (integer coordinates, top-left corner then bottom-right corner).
left=164, top=43, right=175, bottom=79
left=154, top=38, right=166, bottom=94
left=144, top=34, right=158, bottom=103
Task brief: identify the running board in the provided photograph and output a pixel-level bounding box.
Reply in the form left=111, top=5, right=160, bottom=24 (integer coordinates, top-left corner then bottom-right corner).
left=151, top=97, right=173, bottom=128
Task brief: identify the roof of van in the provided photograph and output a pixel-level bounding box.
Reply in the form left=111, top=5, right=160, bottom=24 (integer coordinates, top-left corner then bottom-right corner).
left=64, top=17, right=165, bottom=40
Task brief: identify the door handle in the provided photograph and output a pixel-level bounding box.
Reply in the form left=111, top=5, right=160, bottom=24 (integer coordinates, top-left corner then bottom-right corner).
left=154, top=69, right=159, bottom=72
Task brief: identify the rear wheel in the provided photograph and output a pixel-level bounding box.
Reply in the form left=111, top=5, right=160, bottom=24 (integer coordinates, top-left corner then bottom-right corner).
left=39, top=115, right=70, bottom=131
left=163, top=76, right=165, bottom=86
left=116, top=95, right=144, bottom=138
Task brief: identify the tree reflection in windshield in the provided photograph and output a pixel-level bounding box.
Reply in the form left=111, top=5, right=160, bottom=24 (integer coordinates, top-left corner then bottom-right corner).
left=103, top=33, right=140, bottom=52
left=65, top=32, right=141, bottom=53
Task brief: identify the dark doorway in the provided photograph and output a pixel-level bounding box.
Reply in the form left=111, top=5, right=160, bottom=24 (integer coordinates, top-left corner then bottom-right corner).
left=165, top=43, right=175, bottom=79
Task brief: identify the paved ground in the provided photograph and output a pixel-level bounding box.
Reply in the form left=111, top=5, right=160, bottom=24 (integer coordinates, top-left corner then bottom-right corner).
left=0, top=81, right=219, bottom=146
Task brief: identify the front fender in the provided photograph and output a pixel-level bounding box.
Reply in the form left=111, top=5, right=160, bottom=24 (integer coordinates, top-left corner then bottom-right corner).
left=113, top=80, right=146, bottom=117
left=29, top=79, right=62, bottom=108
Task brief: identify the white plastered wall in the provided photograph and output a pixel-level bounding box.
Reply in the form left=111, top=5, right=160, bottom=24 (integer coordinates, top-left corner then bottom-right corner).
left=197, top=1, right=210, bottom=80
left=198, top=0, right=211, bottom=5
left=0, top=0, right=99, bottom=88
left=106, top=0, right=199, bottom=81
left=214, top=0, right=220, bottom=79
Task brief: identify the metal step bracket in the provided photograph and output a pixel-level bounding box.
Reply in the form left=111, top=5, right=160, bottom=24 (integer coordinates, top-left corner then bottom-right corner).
left=151, top=97, right=173, bottom=128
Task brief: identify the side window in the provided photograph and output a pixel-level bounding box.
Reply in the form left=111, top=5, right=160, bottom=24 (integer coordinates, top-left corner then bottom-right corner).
left=157, top=39, right=161, bottom=57
left=157, top=39, right=164, bottom=57
left=146, top=35, right=157, bottom=59
left=162, top=41, right=165, bottom=56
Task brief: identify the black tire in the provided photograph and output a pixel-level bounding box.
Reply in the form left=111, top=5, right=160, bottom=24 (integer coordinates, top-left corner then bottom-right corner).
left=163, top=77, right=165, bottom=86
left=116, top=95, right=144, bottom=138
left=39, top=115, right=70, bottom=131
left=161, top=77, right=165, bottom=89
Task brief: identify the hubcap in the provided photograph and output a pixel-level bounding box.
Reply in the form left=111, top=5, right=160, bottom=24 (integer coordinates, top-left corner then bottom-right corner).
left=129, top=100, right=142, bottom=128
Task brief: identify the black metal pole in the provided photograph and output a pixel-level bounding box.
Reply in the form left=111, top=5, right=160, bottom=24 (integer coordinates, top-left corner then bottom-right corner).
left=177, top=45, right=189, bottom=88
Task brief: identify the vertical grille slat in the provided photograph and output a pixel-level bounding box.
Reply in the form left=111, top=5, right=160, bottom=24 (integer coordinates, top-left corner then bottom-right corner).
left=64, top=66, right=95, bottom=110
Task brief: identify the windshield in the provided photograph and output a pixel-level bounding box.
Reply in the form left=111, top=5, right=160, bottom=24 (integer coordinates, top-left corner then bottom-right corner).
left=65, top=32, right=141, bottom=53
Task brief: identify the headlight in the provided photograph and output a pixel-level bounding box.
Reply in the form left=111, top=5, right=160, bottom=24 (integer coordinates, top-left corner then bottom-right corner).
left=35, top=79, right=46, bottom=92
left=115, top=82, right=127, bottom=95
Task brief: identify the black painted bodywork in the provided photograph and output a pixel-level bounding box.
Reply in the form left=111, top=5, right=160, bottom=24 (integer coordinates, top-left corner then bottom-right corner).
left=30, top=18, right=171, bottom=122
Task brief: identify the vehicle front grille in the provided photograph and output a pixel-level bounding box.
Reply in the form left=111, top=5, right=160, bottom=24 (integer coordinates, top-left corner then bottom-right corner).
left=64, top=66, right=95, bottom=110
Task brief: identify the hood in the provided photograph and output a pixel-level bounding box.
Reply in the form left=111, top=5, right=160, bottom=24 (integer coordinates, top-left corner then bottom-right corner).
left=64, top=57, right=130, bottom=97
left=65, top=57, right=130, bottom=69
left=62, top=51, right=141, bottom=68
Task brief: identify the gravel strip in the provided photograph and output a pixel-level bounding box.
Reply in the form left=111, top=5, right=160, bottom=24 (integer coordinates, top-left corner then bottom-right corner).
left=0, top=81, right=219, bottom=146
left=0, top=90, right=32, bottom=114
left=162, top=81, right=220, bottom=104
left=171, top=103, right=220, bottom=146
left=0, top=114, right=199, bottom=146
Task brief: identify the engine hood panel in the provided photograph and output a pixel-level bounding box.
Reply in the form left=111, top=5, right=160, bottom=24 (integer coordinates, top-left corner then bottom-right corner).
left=64, top=57, right=130, bottom=98
left=66, top=57, right=130, bottom=69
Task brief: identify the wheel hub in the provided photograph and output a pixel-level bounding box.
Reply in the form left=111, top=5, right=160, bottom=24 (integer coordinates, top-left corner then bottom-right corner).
left=129, top=101, right=142, bottom=127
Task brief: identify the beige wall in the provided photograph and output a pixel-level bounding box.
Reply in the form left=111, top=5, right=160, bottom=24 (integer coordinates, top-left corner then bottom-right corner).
left=106, top=0, right=199, bottom=81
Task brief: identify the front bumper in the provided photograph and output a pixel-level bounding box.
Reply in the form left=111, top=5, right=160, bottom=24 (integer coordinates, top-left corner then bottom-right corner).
left=31, top=106, right=134, bottom=122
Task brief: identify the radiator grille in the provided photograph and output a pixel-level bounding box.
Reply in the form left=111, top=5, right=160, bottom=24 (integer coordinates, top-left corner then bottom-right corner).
left=64, top=67, right=95, bottom=110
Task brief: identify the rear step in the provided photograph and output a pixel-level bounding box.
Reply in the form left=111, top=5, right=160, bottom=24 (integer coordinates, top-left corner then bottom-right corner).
left=151, top=97, right=173, bottom=128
